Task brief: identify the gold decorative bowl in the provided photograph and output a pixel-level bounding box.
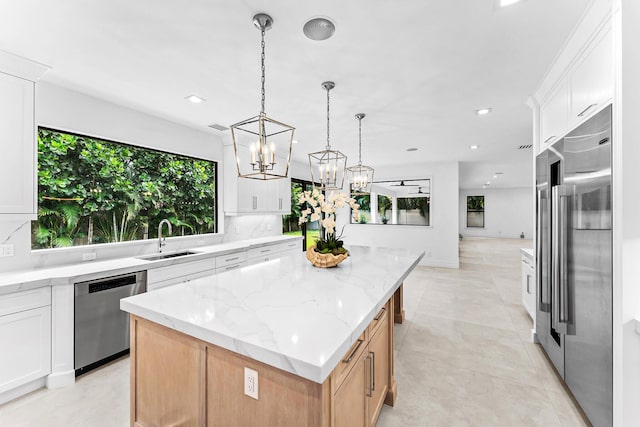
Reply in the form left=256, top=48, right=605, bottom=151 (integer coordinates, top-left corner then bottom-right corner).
left=306, top=245, right=348, bottom=268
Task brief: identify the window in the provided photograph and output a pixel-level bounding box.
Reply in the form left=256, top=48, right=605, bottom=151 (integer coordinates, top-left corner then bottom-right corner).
left=351, top=193, right=371, bottom=224
left=397, top=196, right=430, bottom=225
left=378, top=194, right=392, bottom=224
left=282, top=178, right=318, bottom=250
left=32, top=128, right=217, bottom=249
left=466, top=195, right=485, bottom=228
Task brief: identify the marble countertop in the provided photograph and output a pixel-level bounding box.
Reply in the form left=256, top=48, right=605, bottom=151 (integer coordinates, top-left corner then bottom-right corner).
left=520, top=247, right=534, bottom=260
left=0, top=235, right=301, bottom=295
left=121, top=245, right=424, bottom=384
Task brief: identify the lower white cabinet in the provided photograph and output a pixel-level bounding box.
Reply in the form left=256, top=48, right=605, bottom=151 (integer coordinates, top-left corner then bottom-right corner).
left=521, top=254, right=535, bottom=320
left=147, top=258, right=215, bottom=291
left=0, top=288, right=51, bottom=395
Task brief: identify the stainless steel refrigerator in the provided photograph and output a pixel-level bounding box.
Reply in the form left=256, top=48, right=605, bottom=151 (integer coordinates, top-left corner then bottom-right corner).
left=536, top=104, right=612, bottom=427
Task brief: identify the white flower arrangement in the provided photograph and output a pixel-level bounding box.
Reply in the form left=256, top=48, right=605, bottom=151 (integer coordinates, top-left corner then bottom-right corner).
left=298, top=188, right=360, bottom=254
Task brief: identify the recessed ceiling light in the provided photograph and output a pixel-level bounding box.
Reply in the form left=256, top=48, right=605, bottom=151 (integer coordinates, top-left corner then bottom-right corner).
left=185, top=95, right=206, bottom=103
left=475, top=108, right=492, bottom=116
left=493, top=175, right=498, bottom=178
left=486, top=181, right=491, bottom=185
left=482, top=185, right=487, bottom=189
left=500, top=0, right=521, bottom=7
left=303, top=17, right=335, bottom=41
left=470, top=145, right=479, bottom=150
left=292, top=140, right=299, bottom=144
left=406, top=147, right=418, bottom=152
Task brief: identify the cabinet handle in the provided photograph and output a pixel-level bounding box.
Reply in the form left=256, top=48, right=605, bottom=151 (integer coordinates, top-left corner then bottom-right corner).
left=526, top=275, right=532, bottom=294
left=578, top=103, right=597, bottom=117
left=261, top=249, right=270, bottom=253
left=544, top=136, right=556, bottom=144
left=279, top=197, right=282, bottom=210
left=366, top=355, right=373, bottom=397
left=225, top=256, right=239, bottom=262
left=253, top=196, right=257, bottom=210
left=370, top=351, right=375, bottom=392
left=225, top=264, right=240, bottom=271
left=374, top=307, right=386, bottom=321
left=342, top=339, right=363, bottom=364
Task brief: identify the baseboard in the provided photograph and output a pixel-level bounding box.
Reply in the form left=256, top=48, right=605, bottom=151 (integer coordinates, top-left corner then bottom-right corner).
left=418, top=258, right=459, bottom=269
left=45, top=369, right=75, bottom=389
left=0, top=377, right=45, bottom=405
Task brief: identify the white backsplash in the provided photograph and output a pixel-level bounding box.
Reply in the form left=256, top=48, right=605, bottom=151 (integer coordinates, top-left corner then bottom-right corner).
left=0, top=215, right=282, bottom=273
left=223, top=215, right=282, bottom=242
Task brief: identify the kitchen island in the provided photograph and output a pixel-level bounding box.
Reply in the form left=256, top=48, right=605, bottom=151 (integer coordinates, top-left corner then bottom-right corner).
left=121, top=245, right=423, bottom=427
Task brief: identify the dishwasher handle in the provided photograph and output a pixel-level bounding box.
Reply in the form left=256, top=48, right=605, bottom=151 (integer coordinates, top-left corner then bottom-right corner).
left=75, top=272, right=144, bottom=296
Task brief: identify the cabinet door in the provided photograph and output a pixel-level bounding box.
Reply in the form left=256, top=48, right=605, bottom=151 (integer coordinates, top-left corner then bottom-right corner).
left=278, top=177, right=292, bottom=214
left=368, top=316, right=390, bottom=426
left=333, top=349, right=367, bottom=427
left=0, top=72, right=35, bottom=215
left=569, top=26, right=613, bottom=126
left=540, top=79, right=569, bottom=149
left=237, top=177, right=256, bottom=212
left=0, top=306, right=51, bottom=393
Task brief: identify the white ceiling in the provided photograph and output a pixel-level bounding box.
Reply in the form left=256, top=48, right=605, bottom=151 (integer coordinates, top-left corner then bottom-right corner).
left=0, top=0, right=590, bottom=189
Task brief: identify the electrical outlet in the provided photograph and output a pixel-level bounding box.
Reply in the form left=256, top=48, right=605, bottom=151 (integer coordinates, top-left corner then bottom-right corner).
left=0, top=244, right=14, bottom=257
left=82, top=252, right=97, bottom=261
left=244, top=367, right=259, bottom=400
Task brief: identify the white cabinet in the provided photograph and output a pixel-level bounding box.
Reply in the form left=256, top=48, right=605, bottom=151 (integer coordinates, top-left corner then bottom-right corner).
left=246, top=240, right=300, bottom=266
left=223, top=145, right=291, bottom=215
left=521, top=253, right=535, bottom=320
left=569, top=25, right=613, bottom=127
left=0, top=71, right=36, bottom=216
left=147, top=258, right=215, bottom=291
left=0, top=287, right=51, bottom=395
left=540, top=79, right=569, bottom=149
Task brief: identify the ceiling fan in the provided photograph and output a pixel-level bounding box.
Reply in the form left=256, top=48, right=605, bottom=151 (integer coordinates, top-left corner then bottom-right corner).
left=391, top=180, right=419, bottom=187
left=409, top=187, right=429, bottom=195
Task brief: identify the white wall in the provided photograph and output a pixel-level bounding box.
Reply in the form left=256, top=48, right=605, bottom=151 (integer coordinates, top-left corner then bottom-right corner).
left=613, top=1, right=640, bottom=425
left=0, top=82, right=225, bottom=272
left=459, top=187, right=533, bottom=239
left=336, top=162, right=459, bottom=268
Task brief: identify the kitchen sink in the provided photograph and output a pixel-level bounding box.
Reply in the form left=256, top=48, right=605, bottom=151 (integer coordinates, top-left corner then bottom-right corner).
left=136, top=250, right=201, bottom=261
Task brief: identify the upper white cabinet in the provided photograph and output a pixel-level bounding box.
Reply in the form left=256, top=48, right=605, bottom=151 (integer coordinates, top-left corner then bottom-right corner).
left=569, top=25, right=613, bottom=127
left=534, top=8, right=613, bottom=155
left=0, top=52, right=48, bottom=218
left=224, top=144, right=291, bottom=215
left=0, top=72, right=36, bottom=216
left=540, top=79, right=569, bottom=149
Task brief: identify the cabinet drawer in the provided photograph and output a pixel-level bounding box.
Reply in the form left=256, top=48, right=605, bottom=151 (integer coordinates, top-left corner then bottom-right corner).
left=215, top=262, right=246, bottom=275
left=333, top=331, right=366, bottom=390
left=0, top=287, right=51, bottom=317
left=148, top=258, right=214, bottom=283
left=247, top=245, right=278, bottom=259
left=273, top=240, right=300, bottom=253
left=215, top=251, right=247, bottom=269
left=368, top=302, right=389, bottom=338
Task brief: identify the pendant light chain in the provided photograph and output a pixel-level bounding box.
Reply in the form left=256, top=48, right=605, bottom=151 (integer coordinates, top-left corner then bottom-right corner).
left=260, top=28, right=266, bottom=114
left=358, top=116, right=363, bottom=165
left=326, top=86, right=331, bottom=150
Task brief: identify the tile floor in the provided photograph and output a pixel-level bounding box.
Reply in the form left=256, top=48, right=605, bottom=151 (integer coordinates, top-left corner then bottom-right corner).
left=0, top=237, right=589, bottom=426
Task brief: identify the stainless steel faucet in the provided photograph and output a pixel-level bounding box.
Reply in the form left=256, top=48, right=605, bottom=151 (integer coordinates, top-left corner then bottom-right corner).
left=158, top=219, right=172, bottom=253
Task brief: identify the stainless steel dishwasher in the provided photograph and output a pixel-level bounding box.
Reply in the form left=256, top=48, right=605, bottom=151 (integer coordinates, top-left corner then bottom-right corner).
left=74, top=271, right=146, bottom=375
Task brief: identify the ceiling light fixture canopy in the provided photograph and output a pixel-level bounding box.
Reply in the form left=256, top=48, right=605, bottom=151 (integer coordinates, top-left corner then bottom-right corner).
left=308, top=81, right=348, bottom=190
left=346, top=113, right=374, bottom=193
left=230, top=13, right=294, bottom=180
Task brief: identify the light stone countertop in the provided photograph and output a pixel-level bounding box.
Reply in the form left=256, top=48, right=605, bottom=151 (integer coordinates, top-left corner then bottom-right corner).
left=520, top=247, right=534, bottom=260
left=0, top=235, right=301, bottom=295
left=120, top=245, right=424, bottom=384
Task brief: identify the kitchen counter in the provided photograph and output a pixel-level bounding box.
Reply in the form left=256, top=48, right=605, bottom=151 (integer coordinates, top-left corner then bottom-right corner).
left=0, top=235, right=301, bottom=295
left=121, top=245, right=424, bottom=384
left=520, top=247, right=534, bottom=260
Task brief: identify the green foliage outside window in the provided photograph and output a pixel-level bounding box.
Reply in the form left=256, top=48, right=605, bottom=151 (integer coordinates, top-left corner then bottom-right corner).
left=32, top=128, right=217, bottom=249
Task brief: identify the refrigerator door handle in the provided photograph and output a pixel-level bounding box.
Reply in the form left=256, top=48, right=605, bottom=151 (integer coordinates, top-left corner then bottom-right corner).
left=558, top=185, right=574, bottom=335
left=537, top=189, right=550, bottom=313
left=551, top=186, right=561, bottom=332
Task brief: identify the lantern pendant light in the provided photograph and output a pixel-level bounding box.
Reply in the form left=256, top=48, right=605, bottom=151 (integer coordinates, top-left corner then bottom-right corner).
left=230, top=13, right=294, bottom=180
left=346, top=113, right=375, bottom=194
left=308, top=81, right=348, bottom=190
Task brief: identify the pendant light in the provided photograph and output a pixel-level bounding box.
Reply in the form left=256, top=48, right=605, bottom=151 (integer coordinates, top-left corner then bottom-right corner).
left=308, top=81, right=347, bottom=190
left=230, top=13, right=294, bottom=180
left=346, top=113, right=374, bottom=193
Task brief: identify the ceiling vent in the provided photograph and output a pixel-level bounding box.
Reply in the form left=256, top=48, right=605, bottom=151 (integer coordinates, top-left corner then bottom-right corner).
left=208, top=123, right=229, bottom=131
left=518, top=144, right=532, bottom=149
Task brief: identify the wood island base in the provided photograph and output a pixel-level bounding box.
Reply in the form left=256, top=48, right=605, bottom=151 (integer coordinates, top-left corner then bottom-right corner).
left=129, top=295, right=398, bottom=427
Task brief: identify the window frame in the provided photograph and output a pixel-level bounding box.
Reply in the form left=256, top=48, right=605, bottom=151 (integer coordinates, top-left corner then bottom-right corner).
left=466, top=195, right=485, bottom=228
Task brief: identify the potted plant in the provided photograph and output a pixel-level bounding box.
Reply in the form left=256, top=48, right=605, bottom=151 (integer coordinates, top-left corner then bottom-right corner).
left=298, top=188, right=360, bottom=267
